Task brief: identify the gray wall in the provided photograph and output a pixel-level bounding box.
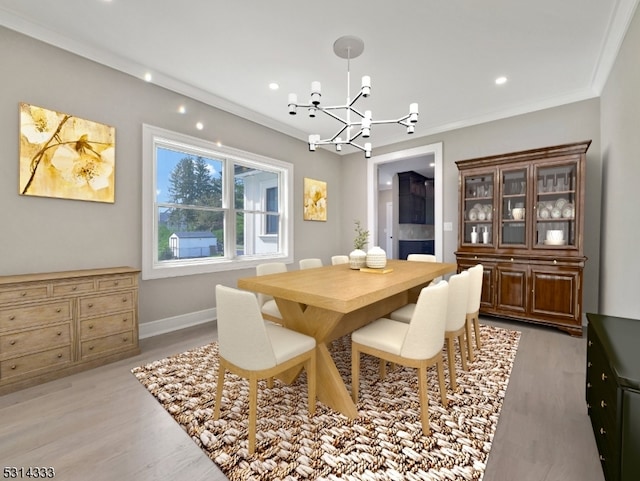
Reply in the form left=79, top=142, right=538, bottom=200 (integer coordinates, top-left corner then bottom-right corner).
left=0, top=27, right=342, bottom=326
left=600, top=6, right=640, bottom=319
left=341, top=99, right=602, bottom=318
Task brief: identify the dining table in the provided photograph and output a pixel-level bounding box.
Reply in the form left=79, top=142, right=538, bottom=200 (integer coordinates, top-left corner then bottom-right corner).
left=237, top=258, right=457, bottom=419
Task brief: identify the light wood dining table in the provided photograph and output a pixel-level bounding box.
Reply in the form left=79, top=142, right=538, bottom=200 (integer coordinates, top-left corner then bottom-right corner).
left=237, top=258, right=457, bottom=419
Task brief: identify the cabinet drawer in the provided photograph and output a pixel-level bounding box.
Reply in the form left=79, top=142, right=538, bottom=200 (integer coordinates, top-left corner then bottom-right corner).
left=81, top=331, right=135, bottom=359
left=0, top=323, right=71, bottom=360
left=0, top=301, right=72, bottom=331
left=0, top=346, right=72, bottom=380
left=97, top=275, right=136, bottom=291
left=79, top=292, right=135, bottom=318
left=0, top=284, right=48, bottom=304
left=80, top=311, right=134, bottom=340
left=51, top=280, right=95, bottom=297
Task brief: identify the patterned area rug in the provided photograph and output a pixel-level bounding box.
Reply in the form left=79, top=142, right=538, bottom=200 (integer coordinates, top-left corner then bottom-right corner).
left=132, top=324, right=520, bottom=480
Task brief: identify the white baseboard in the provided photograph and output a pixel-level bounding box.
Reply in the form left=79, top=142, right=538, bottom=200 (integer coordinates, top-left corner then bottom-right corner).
left=139, top=308, right=217, bottom=339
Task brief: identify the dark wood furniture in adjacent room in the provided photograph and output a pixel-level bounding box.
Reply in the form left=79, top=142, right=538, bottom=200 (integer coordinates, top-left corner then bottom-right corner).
left=455, top=140, right=590, bottom=336
left=586, top=313, right=640, bottom=481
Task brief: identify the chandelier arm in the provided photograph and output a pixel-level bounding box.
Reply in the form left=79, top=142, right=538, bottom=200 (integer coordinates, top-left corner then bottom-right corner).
left=319, top=109, right=350, bottom=125
left=348, top=89, right=365, bottom=107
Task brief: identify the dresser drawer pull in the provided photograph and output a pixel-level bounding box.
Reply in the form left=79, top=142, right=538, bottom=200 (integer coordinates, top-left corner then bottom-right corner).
left=122, top=298, right=128, bottom=303
left=114, top=281, right=119, bottom=286
left=9, top=315, right=16, bottom=321
left=21, top=292, right=27, bottom=297
left=10, top=340, right=16, bottom=345
left=56, top=308, right=61, bottom=313
left=88, top=303, right=94, bottom=308
left=599, top=428, right=606, bottom=435
left=57, top=353, right=62, bottom=358
left=601, top=373, right=607, bottom=381
left=89, top=346, right=94, bottom=351
left=122, top=336, right=128, bottom=342
left=57, top=331, right=62, bottom=336
left=11, top=364, right=17, bottom=370
left=72, top=286, right=78, bottom=291
left=123, top=317, right=128, bottom=322
left=600, top=400, right=607, bottom=408
left=89, top=324, right=94, bottom=329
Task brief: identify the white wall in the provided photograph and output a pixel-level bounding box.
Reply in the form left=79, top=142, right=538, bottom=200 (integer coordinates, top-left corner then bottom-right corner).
left=600, top=6, right=640, bottom=318
left=0, top=26, right=342, bottom=326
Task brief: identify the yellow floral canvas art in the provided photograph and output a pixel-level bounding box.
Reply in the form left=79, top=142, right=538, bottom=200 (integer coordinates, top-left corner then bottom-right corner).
left=19, top=102, right=115, bottom=203
left=303, top=177, right=327, bottom=221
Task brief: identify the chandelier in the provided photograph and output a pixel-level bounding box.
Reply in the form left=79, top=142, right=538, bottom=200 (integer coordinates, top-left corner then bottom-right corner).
left=288, top=35, right=418, bottom=158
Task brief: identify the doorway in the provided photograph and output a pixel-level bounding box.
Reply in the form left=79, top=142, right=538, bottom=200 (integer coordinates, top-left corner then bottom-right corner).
left=366, top=142, right=443, bottom=261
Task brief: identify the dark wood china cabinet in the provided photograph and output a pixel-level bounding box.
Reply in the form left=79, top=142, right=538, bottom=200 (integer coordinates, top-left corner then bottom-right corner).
left=455, top=140, right=590, bottom=336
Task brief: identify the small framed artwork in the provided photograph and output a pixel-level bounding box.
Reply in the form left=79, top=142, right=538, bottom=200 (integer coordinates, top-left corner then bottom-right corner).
left=303, top=177, right=327, bottom=221
left=19, top=102, right=116, bottom=203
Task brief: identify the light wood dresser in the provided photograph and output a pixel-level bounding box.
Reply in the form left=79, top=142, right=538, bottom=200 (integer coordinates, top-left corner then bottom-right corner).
left=0, top=267, right=140, bottom=395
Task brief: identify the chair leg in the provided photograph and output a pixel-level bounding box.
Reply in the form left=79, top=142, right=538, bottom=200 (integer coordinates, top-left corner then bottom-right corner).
left=465, top=314, right=475, bottom=363
left=458, top=333, right=468, bottom=372
left=417, top=365, right=431, bottom=436
left=472, top=311, right=482, bottom=349
left=306, top=351, right=316, bottom=416
left=248, top=375, right=258, bottom=455
left=436, top=358, right=448, bottom=408
left=351, top=344, right=360, bottom=403
left=445, top=336, right=457, bottom=391
left=214, top=362, right=225, bottom=420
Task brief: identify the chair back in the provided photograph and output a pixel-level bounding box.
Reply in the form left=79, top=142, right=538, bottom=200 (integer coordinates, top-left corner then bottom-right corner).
left=255, top=262, right=287, bottom=308
left=331, top=255, right=349, bottom=265
left=215, top=285, right=277, bottom=370
left=299, top=258, right=323, bottom=269
left=445, top=271, right=469, bottom=332
left=400, top=280, right=449, bottom=359
left=407, top=254, right=436, bottom=262
left=466, top=264, right=484, bottom=313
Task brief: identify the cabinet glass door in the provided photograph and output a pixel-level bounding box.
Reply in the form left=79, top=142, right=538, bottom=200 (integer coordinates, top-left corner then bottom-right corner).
left=534, top=163, right=577, bottom=248
left=500, top=168, right=527, bottom=247
left=462, top=173, right=494, bottom=246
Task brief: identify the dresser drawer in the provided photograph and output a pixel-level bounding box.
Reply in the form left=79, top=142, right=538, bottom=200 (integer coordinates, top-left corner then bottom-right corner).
left=0, top=284, right=48, bottom=304
left=0, top=346, right=72, bottom=380
left=80, top=331, right=135, bottom=359
left=51, top=280, right=95, bottom=297
left=0, top=301, right=72, bottom=331
left=0, top=323, right=71, bottom=359
left=79, top=291, right=135, bottom=318
left=96, top=275, right=136, bottom=291
left=80, top=311, right=134, bottom=340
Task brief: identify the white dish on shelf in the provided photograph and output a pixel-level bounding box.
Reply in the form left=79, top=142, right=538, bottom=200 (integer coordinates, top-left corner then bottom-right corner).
left=543, top=239, right=567, bottom=246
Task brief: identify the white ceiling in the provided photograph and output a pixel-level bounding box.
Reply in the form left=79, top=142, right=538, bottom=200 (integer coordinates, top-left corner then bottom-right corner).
left=1, top=0, right=638, bottom=160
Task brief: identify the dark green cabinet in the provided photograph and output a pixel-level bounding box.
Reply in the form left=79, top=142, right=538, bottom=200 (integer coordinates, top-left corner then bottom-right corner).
left=586, top=313, right=640, bottom=481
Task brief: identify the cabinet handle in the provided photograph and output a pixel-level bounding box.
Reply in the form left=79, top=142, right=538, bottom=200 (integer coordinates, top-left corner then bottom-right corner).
left=600, top=400, right=607, bottom=408
left=123, top=336, right=128, bottom=342
left=114, top=280, right=119, bottom=286
left=588, top=340, right=592, bottom=347
left=10, top=340, right=16, bottom=345
left=57, top=353, right=62, bottom=358
left=587, top=382, right=592, bottom=388
left=599, top=428, right=606, bottom=435
left=587, top=362, right=592, bottom=367
left=21, top=292, right=27, bottom=297
left=553, top=259, right=557, bottom=265
left=56, top=308, right=61, bottom=313
left=510, top=258, right=514, bottom=262
left=122, top=298, right=128, bottom=303
left=599, top=455, right=606, bottom=462
left=89, top=346, right=94, bottom=351
left=88, top=303, right=94, bottom=308
left=57, top=331, right=61, bottom=336
left=11, top=364, right=17, bottom=370
left=72, top=286, right=77, bottom=291
left=89, top=324, right=94, bottom=329
left=9, top=315, right=16, bottom=321
left=601, top=373, right=607, bottom=381
left=123, top=317, right=128, bottom=322
left=587, top=403, right=592, bottom=409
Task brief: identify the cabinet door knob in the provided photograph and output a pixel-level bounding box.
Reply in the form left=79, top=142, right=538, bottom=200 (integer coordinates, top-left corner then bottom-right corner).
left=599, top=428, right=606, bottom=435
left=122, top=298, right=128, bottom=303
left=123, top=317, right=128, bottom=322
left=57, top=353, right=62, bottom=358
left=601, top=373, right=607, bottom=381
left=114, top=280, right=119, bottom=286
left=510, top=257, right=514, bottom=262
left=56, top=308, right=61, bottom=313
left=588, top=340, right=592, bottom=347
left=600, top=400, right=607, bottom=408
left=57, top=331, right=62, bottom=336
left=599, top=455, right=606, bottom=462
left=553, top=259, right=557, bottom=265
left=21, top=292, right=27, bottom=297
left=587, top=382, right=592, bottom=388
left=10, top=340, right=16, bottom=345
left=9, top=315, right=16, bottom=321
left=123, top=336, right=128, bottom=342
left=72, top=286, right=77, bottom=291
left=89, top=324, right=94, bottom=329
left=11, top=364, right=17, bottom=370
left=88, top=303, right=94, bottom=308
left=89, top=346, right=94, bottom=351
left=587, top=361, right=592, bottom=367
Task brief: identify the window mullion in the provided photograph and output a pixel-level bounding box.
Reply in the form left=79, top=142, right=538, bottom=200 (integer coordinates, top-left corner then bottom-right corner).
left=224, top=158, right=236, bottom=259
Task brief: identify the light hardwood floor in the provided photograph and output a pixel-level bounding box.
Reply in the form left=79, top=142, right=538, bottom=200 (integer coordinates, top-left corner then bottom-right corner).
left=0, top=317, right=604, bottom=481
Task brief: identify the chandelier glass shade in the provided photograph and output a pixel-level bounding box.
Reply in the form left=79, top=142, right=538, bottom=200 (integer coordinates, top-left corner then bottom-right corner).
left=288, top=36, right=418, bottom=158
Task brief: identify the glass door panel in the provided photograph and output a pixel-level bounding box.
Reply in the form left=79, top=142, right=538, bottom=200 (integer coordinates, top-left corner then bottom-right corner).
left=462, top=173, right=494, bottom=246
left=500, top=168, right=527, bottom=247
left=534, top=163, right=577, bottom=248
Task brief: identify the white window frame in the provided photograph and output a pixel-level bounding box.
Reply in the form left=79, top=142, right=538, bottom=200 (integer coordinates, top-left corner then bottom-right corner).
left=142, top=124, right=293, bottom=280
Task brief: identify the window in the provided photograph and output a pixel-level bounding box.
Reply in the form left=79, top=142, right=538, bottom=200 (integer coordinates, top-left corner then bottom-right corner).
left=142, top=125, right=293, bottom=279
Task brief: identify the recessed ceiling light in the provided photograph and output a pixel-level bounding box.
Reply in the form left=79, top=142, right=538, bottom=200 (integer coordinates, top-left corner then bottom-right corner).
left=144, top=72, right=152, bottom=82
left=196, top=122, right=204, bottom=130
left=269, top=82, right=279, bottom=90
left=178, top=105, right=186, bottom=114
left=495, top=76, right=508, bottom=85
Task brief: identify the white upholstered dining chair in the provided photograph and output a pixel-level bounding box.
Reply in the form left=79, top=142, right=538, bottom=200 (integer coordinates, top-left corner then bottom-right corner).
left=299, top=258, right=323, bottom=269
left=351, top=280, right=449, bottom=436
left=465, top=264, right=484, bottom=362
left=255, top=262, right=286, bottom=323
left=390, top=271, right=470, bottom=391
left=331, top=255, right=349, bottom=265
left=214, top=285, right=316, bottom=454
left=407, top=253, right=441, bottom=284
